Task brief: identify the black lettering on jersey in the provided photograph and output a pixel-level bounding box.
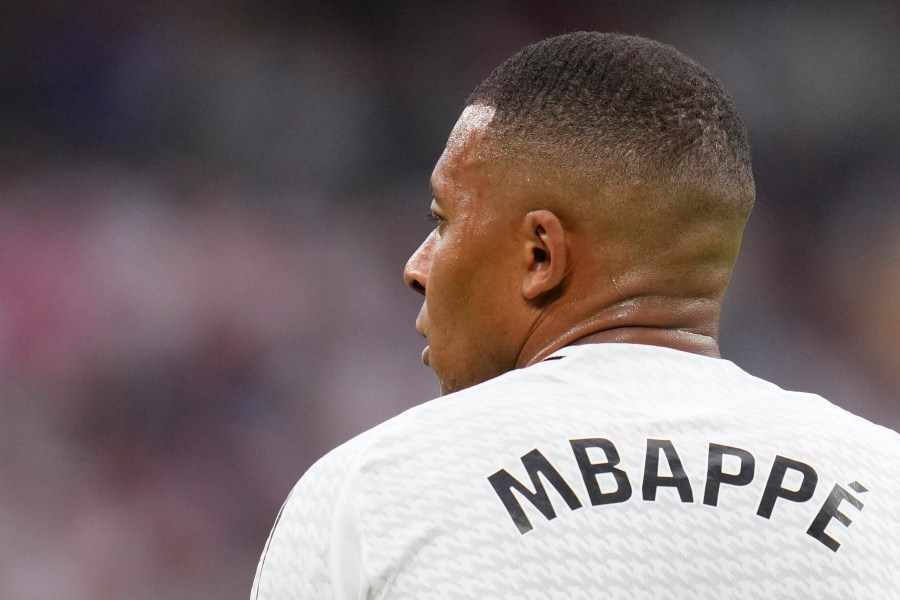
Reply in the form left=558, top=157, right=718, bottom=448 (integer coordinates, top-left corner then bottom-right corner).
left=703, top=443, right=755, bottom=507
left=642, top=439, right=694, bottom=503
left=756, top=455, right=818, bottom=519
left=807, top=482, right=866, bottom=552
left=570, top=438, right=632, bottom=506
left=488, top=449, right=583, bottom=534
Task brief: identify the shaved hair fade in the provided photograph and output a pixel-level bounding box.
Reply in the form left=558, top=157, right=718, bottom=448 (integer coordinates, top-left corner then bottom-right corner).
left=467, top=32, right=755, bottom=221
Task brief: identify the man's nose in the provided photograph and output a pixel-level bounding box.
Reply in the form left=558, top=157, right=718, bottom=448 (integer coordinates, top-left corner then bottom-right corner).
left=403, top=237, right=431, bottom=296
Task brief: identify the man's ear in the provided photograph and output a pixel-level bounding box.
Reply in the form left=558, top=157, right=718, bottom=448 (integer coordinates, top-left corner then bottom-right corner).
left=522, top=209, right=568, bottom=301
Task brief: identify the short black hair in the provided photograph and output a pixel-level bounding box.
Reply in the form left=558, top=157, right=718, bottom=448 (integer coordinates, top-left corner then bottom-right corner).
left=467, top=32, right=754, bottom=216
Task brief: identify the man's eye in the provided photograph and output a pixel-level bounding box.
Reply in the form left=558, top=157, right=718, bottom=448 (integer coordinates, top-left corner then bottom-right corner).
left=428, top=212, right=445, bottom=225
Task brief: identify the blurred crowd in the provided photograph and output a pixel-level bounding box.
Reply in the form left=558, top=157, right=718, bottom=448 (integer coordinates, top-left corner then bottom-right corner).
left=0, top=1, right=897, bottom=598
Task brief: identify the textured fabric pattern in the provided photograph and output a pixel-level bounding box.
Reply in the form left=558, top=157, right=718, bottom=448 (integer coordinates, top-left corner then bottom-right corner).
left=251, top=344, right=900, bottom=599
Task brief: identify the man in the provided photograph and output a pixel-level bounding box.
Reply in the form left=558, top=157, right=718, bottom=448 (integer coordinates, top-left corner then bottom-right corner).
left=251, top=32, right=900, bottom=598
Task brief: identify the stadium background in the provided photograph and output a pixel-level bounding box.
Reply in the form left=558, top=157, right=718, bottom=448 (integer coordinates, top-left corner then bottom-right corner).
left=0, top=1, right=897, bottom=597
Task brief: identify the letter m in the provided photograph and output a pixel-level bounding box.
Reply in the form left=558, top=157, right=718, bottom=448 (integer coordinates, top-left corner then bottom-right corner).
left=487, top=449, right=582, bottom=534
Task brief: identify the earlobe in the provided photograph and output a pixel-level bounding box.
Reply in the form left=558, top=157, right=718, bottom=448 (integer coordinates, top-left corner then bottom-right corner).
left=522, top=210, right=568, bottom=301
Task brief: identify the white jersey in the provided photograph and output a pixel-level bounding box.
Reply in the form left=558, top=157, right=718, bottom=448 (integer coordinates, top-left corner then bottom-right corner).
left=251, top=343, right=900, bottom=599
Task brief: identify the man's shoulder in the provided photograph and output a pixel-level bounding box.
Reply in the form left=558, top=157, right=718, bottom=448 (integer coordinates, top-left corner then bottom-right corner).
left=298, top=362, right=566, bottom=493
left=306, top=344, right=900, bottom=488
left=317, top=367, right=538, bottom=464
left=801, top=394, right=900, bottom=451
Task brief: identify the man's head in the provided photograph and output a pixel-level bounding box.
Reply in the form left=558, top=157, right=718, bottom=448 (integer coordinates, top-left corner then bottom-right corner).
left=404, top=32, right=755, bottom=395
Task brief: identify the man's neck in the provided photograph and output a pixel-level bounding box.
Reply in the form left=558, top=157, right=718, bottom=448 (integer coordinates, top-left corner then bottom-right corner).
left=517, top=295, right=722, bottom=367
left=571, top=327, right=720, bottom=356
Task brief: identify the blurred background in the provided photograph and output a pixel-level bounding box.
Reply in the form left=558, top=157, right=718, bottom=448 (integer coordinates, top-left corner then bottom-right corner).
left=0, top=0, right=897, bottom=597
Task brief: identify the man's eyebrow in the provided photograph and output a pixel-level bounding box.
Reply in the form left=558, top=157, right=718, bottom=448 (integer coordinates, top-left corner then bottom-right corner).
left=429, top=181, right=443, bottom=204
